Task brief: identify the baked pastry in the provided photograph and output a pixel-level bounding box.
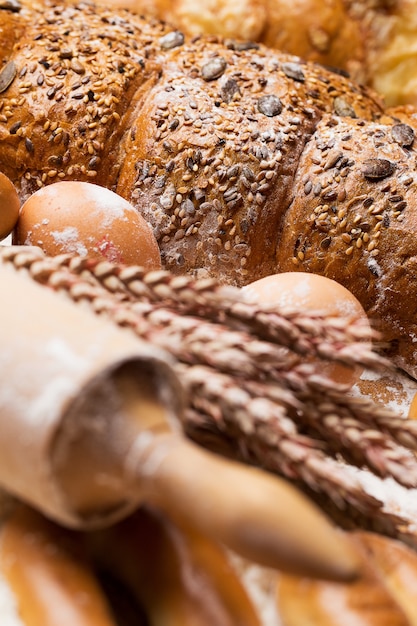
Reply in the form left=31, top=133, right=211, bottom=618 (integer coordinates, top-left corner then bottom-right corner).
left=0, top=503, right=262, bottom=626
left=277, top=530, right=417, bottom=625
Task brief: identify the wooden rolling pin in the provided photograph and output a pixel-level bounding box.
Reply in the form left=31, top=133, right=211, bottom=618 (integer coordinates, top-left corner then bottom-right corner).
left=0, top=263, right=360, bottom=580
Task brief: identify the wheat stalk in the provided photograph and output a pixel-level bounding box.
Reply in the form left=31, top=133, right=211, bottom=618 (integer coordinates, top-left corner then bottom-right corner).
left=2, top=246, right=417, bottom=542
left=24, top=249, right=388, bottom=371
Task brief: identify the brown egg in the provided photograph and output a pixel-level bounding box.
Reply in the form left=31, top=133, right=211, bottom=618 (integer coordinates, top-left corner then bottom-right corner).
left=0, top=172, right=20, bottom=241
left=13, top=181, right=161, bottom=269
left=242, top=272, right=371, bottom=387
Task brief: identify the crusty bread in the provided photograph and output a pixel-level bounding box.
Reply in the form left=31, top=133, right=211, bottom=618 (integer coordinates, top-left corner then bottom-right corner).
left=277, top=531, right=417, bottom=626
left=102, top=0, right=268, bottom=47
left=88, top=0, right=417, bottom=107
left=367, top=0, right=417, bottom=107
left=102, top=0, right=367, bottom=82
left=2, top=0, right=417, bottom=378
left=276, top=107, right=417, bottom=376
left=0, top=504, right=262, bottom=626
left=260, top=0, right=366, bottom=78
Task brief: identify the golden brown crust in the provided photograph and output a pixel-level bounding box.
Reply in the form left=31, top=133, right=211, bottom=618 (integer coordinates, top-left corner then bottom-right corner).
left=363, top=0, right=417, bottom=107
left=0, top=0, right=381, bottom=273
left=89, top=0, right=371, bottom=85
left=90, top=0, right=417, bottom=108
left=0, top=505, right=119, bottom=626
left=89, top=0, right=417, bottom=105
left=261, top=0, right=366, bottom=80
left=92, top=0, right=267, bottom=43
left=0, top=504, right=260, bottom=626
left=276, top=111, right=417, bottom=373
left=114, top=35, right=380, bottom=283
left=90, top=506, right=262, bottom=626
left=0, top=1, right=165, bottom=193
left=276, top=531, right=417, bottom=626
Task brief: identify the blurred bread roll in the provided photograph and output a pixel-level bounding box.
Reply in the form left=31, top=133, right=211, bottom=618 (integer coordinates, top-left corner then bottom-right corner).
left=276, top=531, right=417, bottom=626
left=104, top=0, right=267, bottom=42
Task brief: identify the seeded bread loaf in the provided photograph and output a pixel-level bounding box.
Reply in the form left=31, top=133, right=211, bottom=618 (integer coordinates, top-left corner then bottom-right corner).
left=101, top=0, right=368, bottom=82
left=1, top=0, right=417, bottom=377
left=91, top=0, right=417, bottom=107
left=276, top=109, right=417, bottom=374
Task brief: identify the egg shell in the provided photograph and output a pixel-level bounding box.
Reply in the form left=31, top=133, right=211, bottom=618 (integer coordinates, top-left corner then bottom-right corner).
left=13, top=181, right=161, bottom=269
left=0, top=172, right=20, bottom=241
left=242, top=272, right=371, bottom=387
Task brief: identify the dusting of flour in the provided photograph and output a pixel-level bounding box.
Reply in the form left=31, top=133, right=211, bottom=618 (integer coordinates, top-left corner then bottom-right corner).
left=50, top=226, right=88, bottom=256
left=347, top=367, right=417, bottom=530
left=0, top=573, right=23, bottom=626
